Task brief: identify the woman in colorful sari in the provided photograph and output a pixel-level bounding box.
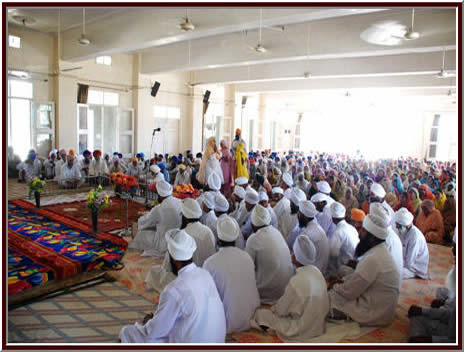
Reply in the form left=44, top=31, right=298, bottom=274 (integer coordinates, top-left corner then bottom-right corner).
left=409, top=187, right=422, bottom=218
left=441, top=187, right=456, bottom=243
left=219, top=139, right=234, bottom=198
left=197, top=137, right=224, bottom=187
left=235, top=142, right=249, bottom=180
left=394, top=192, right=415, bottom=215
left=433, top=189, right=447, bottom=212
left=416, top=200, right=445, bottom=245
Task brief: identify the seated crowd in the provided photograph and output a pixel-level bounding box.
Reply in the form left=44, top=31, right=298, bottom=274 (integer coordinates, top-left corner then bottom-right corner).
left=8, top=130, right=457, bottom=344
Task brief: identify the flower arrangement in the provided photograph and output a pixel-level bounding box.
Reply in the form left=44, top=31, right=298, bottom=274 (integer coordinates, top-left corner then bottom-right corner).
left=110, top=173, right=137, bottom=192
left=29, top=177, right=46, bottom=193
left=87, top=185, right=111, bottom=213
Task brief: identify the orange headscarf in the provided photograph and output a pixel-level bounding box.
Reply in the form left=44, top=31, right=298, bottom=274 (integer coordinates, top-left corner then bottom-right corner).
left=351, top=208, right=366, bottom=222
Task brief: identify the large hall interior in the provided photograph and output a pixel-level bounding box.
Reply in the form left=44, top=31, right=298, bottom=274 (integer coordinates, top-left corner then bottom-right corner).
left=6, top=3, right=459, bottom=347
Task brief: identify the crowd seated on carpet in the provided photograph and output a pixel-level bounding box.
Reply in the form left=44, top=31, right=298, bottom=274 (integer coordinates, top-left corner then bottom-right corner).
left=9, top=126, right=457, bottom=344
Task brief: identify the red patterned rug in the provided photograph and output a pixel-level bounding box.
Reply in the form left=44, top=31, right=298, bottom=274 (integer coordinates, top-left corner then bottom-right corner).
left=12, top=198, right=148, bottom=233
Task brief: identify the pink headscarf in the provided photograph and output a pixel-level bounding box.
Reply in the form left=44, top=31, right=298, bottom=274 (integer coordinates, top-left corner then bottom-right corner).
left=220, top=140, right=232, bottom=160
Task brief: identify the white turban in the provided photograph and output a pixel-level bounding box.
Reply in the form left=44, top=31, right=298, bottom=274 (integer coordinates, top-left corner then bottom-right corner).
left=150, top=165, right=160, bottom=174
left=394, top=208, right=414, bottom=226
left=182, top=198, right=202, bottom=219
left=233, top=186, right=246, bottom=200
left=370, top=182, right=386, bottom=198
left=259, top=191, right=269, bottom=202
left=299, top=200, right=317, bottom=218
left=282, top=172, right=293, bottom=188
left=217, top=215, right=240, bottom=242
left=214, top=193, right=229, bottom=212
left=156, top=180, right=172, bottom=198
left=251, top=204, right=271, bottom=227
left=272, top=187, right=283, bottom=195
left=316, top=181, right=331, bottom=195
left=235, top=176, right=248, bottom=186
left=208, top=172, right=221, bottom=191
left=166, top=229, right=197, bottom=261
left=310, top=192, right=328, bottom=203
left=369, top=202, right=391, bottom=223
left=112, top=155, right=120, bottom=163
left=293, top=235, right=316, bottom=266
left=445, top=182, right=456, bottom=197
left=203, top=191, right=215, bottom=210
left=245, top=188, right=259, bottom=205
left=330, top=202, right=346, bottom=218
left=290, top=188, right=306, bottom=206
left=362, top=214, right=389, bottom=240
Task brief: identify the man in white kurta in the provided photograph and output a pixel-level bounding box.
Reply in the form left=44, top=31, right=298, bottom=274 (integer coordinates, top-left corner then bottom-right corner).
left=131, top=180, right=182, bottom=257
left=394, top=208, right=429, bottom=279
left=259, top=191, right=278, bottom=228
left=238, top=188, right=259, bottom=240
left=174, top=164, right=191, bottom=186
left=272, top=187, right=290, bottom=225
left=203, top=215, right=260, bottom=333
left=328, top=214, right=401, bottom=327
left=280, top=172, right=294, bottom=200
left=252, top=235, right=329, bottom=342
left=280, top=188, right=306, bottom=242
left=229, top=186, right=246, bottom=219
left=58, top=155, right=84, bottom=188
left=327, top=202, right=359, bottom=278
left=370, top=202, right=404, bottom=285
left=120, top=229, right=226, bottom=343
left=370, top=182, right=395, bottom=227
left=287, top=201, right=329, bottom=277
left=199, top=192, right=218, bottom=234
left=246, top=205, right=294, bottom=304
left=89, top=150, right=108, bottom=177
left=311, top=193, right=335, bottom=238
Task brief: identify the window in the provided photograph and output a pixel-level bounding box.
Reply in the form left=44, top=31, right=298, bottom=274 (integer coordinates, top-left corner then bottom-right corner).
left=88, top=89, right=119, bottom=106
left=9, top=79, right=33, bottom=99
left=9, top=35, right=21, bottom=48
left=96, top=56, right=111, bottom=65
left=428, top=114, right=440, bottom=159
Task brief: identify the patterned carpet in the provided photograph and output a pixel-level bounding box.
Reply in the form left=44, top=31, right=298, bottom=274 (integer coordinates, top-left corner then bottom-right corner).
left=8, top=201, right=128, bottom=296
left=37, top=197, right=148, bottom=233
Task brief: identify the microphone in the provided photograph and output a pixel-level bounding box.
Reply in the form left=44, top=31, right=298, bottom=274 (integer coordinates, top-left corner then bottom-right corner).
left=152, top=128, right=161, bottom=135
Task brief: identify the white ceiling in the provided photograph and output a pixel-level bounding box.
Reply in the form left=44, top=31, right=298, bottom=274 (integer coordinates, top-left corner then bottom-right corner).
left=7, top=6, right=458, bottom=94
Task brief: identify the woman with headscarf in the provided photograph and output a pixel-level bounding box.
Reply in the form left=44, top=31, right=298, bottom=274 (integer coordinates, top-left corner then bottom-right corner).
left=235, top=142, right=249, bottom=180
left=394, top=192, right=415, bottom=215
left=340, top=187, right=358, bottom=223
left=409, top=188, right=422, bottom=218
left=219, top=140, right=235, bottom=198
left=416, top=200, right=445, bottom=245
left=197, top=137, right=224, bottom=187
left=441, top=185, right=456, bottom=243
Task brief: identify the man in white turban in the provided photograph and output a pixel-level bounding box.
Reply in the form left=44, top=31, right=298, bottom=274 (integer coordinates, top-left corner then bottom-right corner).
left=326, top=202, right=359, bottom=278
left=131, top=180, right=182, bottom=257
left=279, top=188, right=306, bottom=242
left=246, top=205, right=294, bottom=304
left=149, top=164, right=165, bottom=183
left=120, top=229, right=226, bottom=343
left=259, top=191, right=278, bottom=228
left=237, top=188, right=261, bottom=240
left=316, top=181, right=334, bottom=203
left=203, top=215, right=260, bottom=333
left=407, top=234, right=455, bottom=343
left=196, top=172, right=221, bottom=209
left=280, top=172, right=294, bottom=199
left=287, top=200, right=329, bottom=276
left=370, top=202, right=404, bottom=285
left=370, top=182, right=395, bottom=227
left=252, top=235, right=329, bottom=342
left=311, top=192, right=336, bottom=239
left=200, top=191, right=217, bottom=235
left=328, top=214, right=401, bottom=327
left=394, top=208, right=429, bottom=279
left=235, top=176, right=249, bottom=188
left=145, top=198, right=216, bottom=292
left=58, top=154, right=84, bottom=188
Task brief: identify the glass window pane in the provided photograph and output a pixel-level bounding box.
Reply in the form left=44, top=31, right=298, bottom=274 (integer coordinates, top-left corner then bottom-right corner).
left=78, top=134, right=88, bottom=155
left=9, top=35, right=21, bottom=48
left=38, top=106, right=52, bottom=129
left=119, top=135, right=132, bottom=155
left=88, top=90, right=103, bottom=105
left=79, top=106, right=88, bottom=129
left=10, top=80, right=33, bottom=99
left=36, top=133, right=52, bottom=158
left=429, top=144, right=437, bottom=158
left=104, top=92, right=119, bottom=106
left=430, top=128, right=438, bottom=142
left=104, top=56, right=112, bottom=65
left=432, top=114, right=440, bottom=127
left=104, top=107, right=117, bottom=154
left=90, top=106, right=102, bottom=150
left=119, top=110, right=132, bottom=131
left=167, top=107, right=180, bottom=119
left=154, top=105, right=166, bottom=118
left=10, top=98, right=31, bottom=160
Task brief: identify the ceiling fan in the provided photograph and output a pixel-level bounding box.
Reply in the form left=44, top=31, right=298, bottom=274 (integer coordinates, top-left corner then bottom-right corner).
left=78, top=8, right=91, bottom=45
left=247, top=9, right=268, bottom=54
left=436, top=48, right=456, bottom=78
left=179, top=9, right=195, bottom=31
left=403, top=8, right=420, bottom=40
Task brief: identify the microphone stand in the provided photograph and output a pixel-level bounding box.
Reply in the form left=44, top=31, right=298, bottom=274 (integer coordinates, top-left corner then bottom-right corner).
left=145, top=130, right=157, bottom=208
